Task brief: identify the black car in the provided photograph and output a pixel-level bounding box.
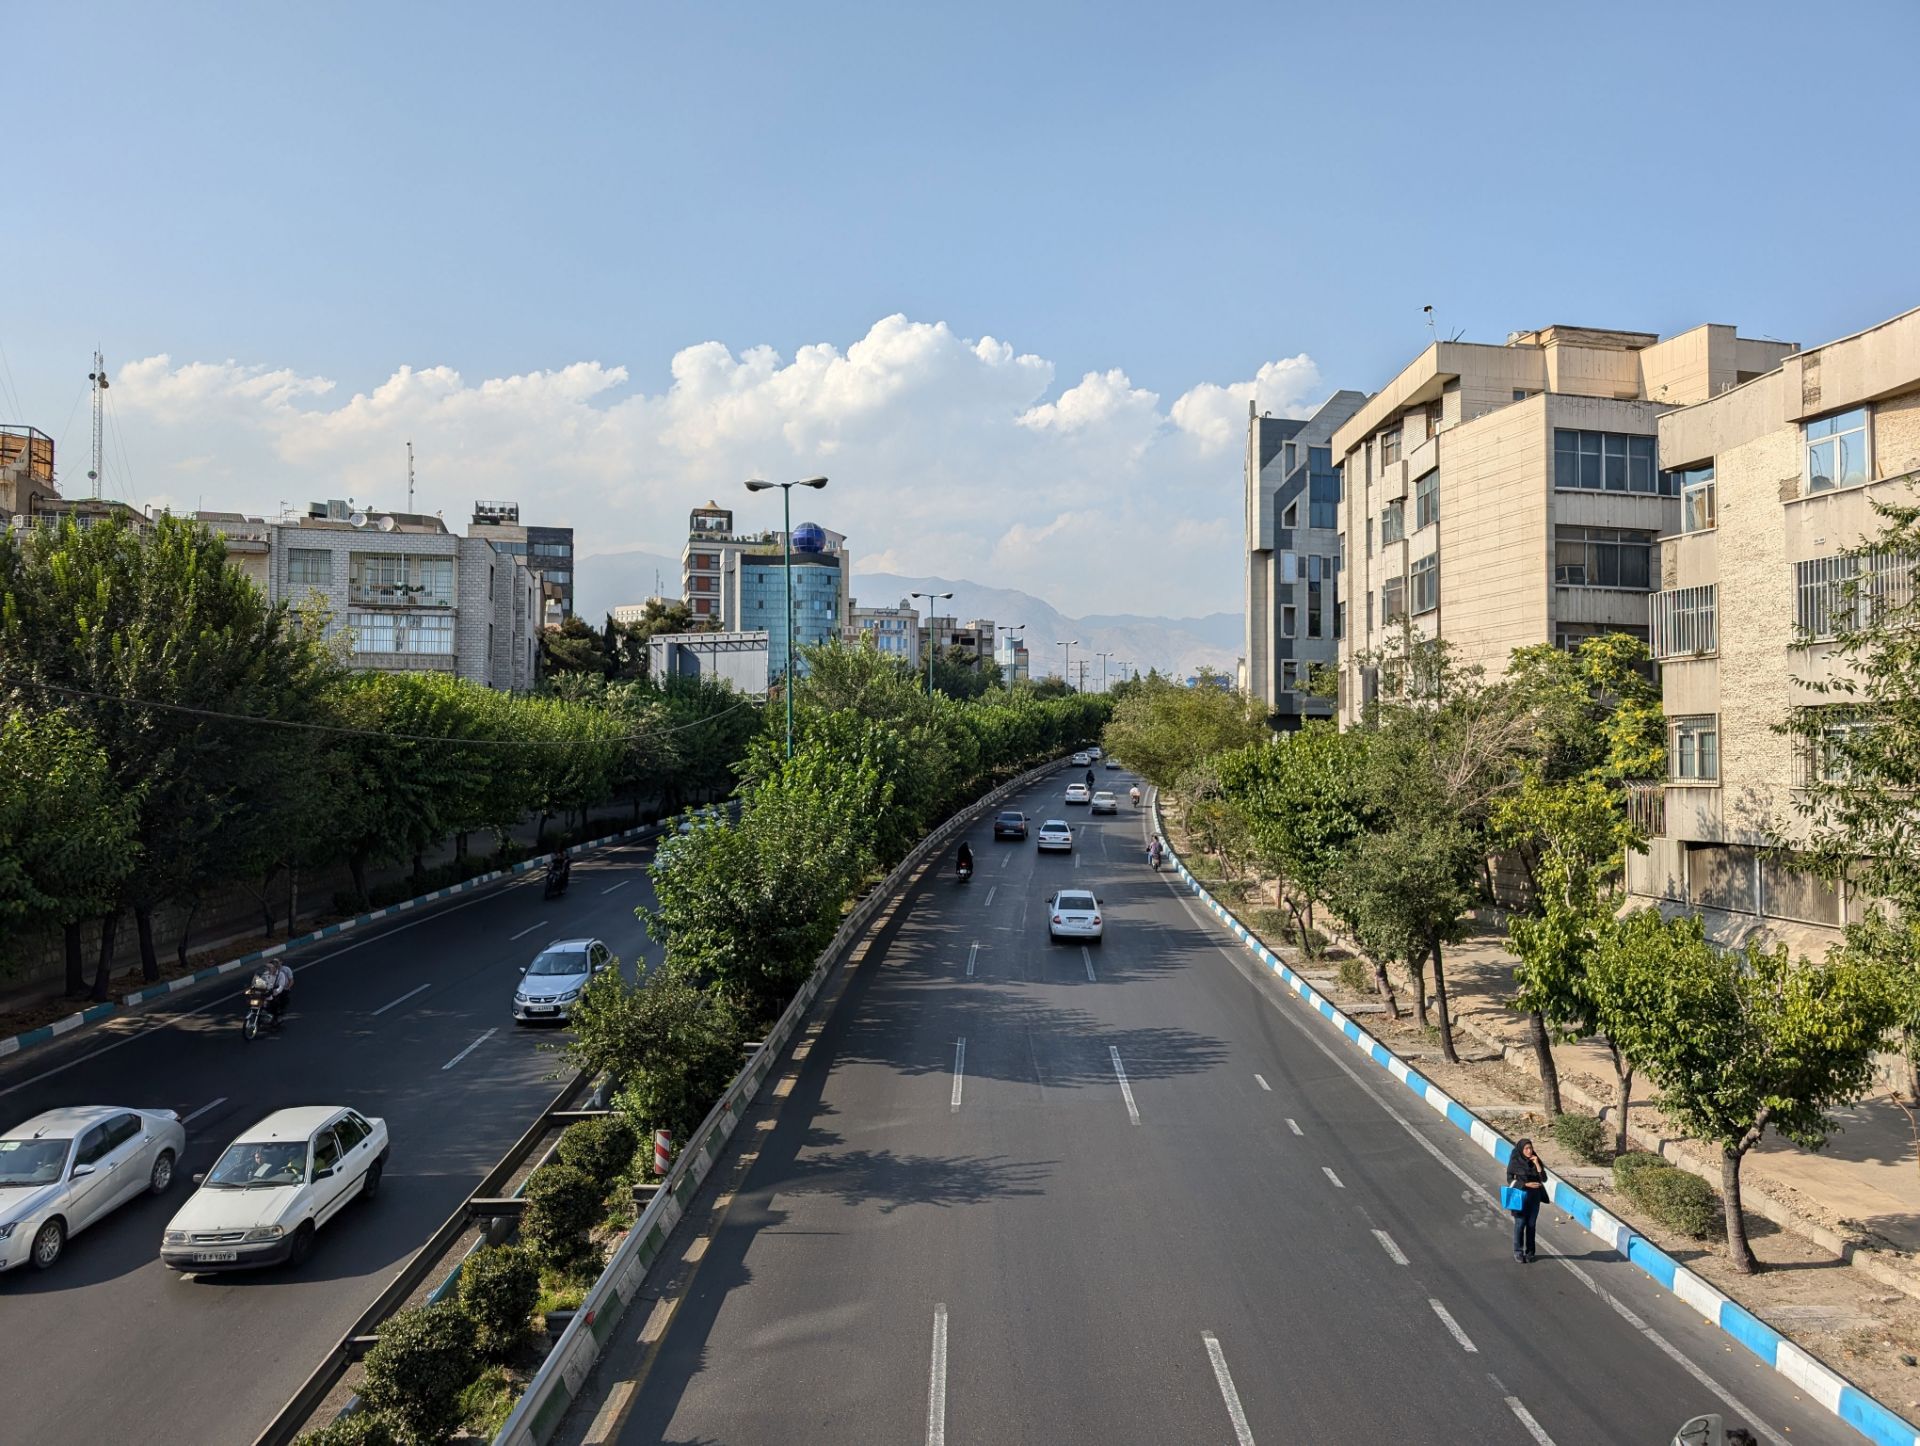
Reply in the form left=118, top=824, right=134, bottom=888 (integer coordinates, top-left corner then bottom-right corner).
left=993, top=810, right=1028, bottom=840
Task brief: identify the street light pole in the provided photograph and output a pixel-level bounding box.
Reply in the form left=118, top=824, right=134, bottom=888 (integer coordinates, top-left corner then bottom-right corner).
left=744, top=475, right=828, bottom=758
left=911, top=590, right=953, bottom=698
left=1096, top=651, right=1111, bottom=693
left=1003, top=624, right=1025, bottom=691
left=1057, top=639, right=1078, bottom=691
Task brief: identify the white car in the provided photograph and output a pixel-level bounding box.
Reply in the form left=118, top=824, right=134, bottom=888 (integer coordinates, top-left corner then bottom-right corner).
left=514, top=937, right=613, bottom=1023
left=1048, top=890, right=1104, bottom=943
left=1087, top=746, right=1103, bottom=760
left=162, top=1106, right=388, bottom=1272
left=1065, top=783, right=1091, bottom=805
left=1036, top=819, right=1074, bottom=853
left=1070, top=752, right=1091, bottom=767
left=1090, top=790, right=1118, bottom=814
left=0, top=1107, right=185, bottom=1272
left=1104, top=757, right=1122, bottom=771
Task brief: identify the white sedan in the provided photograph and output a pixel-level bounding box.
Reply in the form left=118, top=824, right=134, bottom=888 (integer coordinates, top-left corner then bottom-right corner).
left=1070, top=752, right=1091, bottom=767
left=0, top=1106, right=185, bottom=1272
left=1090, top=790, right=1118, bottom=814
left=162, top=1106, right=388, bottom=1272
left=1036, top=819, right=1074, bottom=853
left=1048, top=890, right=1105, bottom=943
left=1065, top=783, right=1091, bottom=805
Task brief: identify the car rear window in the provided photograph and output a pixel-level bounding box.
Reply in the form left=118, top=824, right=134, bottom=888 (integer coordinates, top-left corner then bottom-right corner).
left=1042, top=820, right=1069, bottom=830
left=1057, top=893, right=1096, bottom=910
left=998, top=812, right=1023, bottom=822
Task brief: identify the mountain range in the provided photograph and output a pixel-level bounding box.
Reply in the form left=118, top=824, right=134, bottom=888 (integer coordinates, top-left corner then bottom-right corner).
left=574, top=548, right=1242, bottom=683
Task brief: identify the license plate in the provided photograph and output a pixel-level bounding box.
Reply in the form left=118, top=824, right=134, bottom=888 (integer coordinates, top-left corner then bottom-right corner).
left=194, top=1250, right=237, bottom=1263
left=529, top=1006, right=554, bottom=1015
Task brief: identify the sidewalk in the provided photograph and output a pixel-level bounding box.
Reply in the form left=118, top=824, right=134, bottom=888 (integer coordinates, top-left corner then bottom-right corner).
left=1436, top=925, right=1920, bottom=1264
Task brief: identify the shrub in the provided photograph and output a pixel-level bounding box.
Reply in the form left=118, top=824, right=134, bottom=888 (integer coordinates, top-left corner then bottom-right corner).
left=1613, top=1152, right=1720, bottom=1238
left=1611, top=1150, right=1668, bottom=1191
left=521, top=1162, right=603, bottom=1269
left=296, top=1410, right=396, bottom=1446
left=357, top=1301, right=478, bottom=1446
left=1336, top=957, right=1372, bottom=995
left=458, top=1244, right=540, bottom=1361
left=457, top=1366, right=518, bottom=1439
left=1549, top=1110, right=1610, bottom=1164
left=556, top=1115, right=639, bottom=1192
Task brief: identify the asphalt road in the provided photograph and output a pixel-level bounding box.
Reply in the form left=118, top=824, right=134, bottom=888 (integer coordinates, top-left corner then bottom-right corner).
left=579, top=769, right=1854, bottom=1446
left=0, top=838, right=663, bottom=1446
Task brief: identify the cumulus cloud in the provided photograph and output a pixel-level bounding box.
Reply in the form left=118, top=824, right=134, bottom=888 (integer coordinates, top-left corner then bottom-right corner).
left=96, top=317, right=1322, bottom=616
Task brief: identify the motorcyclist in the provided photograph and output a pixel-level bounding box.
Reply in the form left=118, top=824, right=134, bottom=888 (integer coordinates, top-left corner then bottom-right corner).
left=1084, top=767, right=1095, bottom=790
left=1129, top=785, right=1141, bottom=807
left=1146, top=837, right=1162, bottom=870
left=264, top=958, right=294, bottom=1028
left=957, top=840, right=974, bottom=877
left=547, top=850, right=570, bottom=889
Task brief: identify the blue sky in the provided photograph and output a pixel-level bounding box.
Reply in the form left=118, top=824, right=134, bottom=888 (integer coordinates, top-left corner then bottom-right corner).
left=6, top=1, right=1917, bottom=614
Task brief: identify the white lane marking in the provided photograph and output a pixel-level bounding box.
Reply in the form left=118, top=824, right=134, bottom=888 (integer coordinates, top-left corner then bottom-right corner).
left=950, top=1038, right=966, bottom=1113
left=1002, top=852, right=1014, bottom=870
left=1322, top=1166, right=1345, bottom=1189
left=984, top=886, right=996, bottom=907
left=371, top=982, right=430, bottom=1016
left=509, top=922, right=544, bottom=941
left=1082, top=946, right=1096, bottom=982
left=1428, top=1298, right=1477, bottom=1352
left=1201, top=1332, right=1256, bottom=1446
left=1254, top=1073, right=1271, bottom=1091
left=181, top=1096, right=226, bottom=1126
left=601, top=879, right=632, bottom=894
left=441, top=1028, right=497, bottom=1071
left=927, top=1303, right=949, bottom=1446
left=1109, top=1045, right=1140, bottom=1125
left=1285, top=1117, right=1302, bottom=1135
left=1372, top=1229, right=1408, bottom=1266
left=966, top=943, right=978, bottom=978
left=1164, top=887, right=1789, bottom=1446
left=1505, top=1395, right=1555, bottom=1445
left=1074, top=850, right=1081, bottom=869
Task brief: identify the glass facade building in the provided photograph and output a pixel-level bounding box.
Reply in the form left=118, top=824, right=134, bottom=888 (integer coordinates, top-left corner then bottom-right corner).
left=738, top=553, right=843, bottom=681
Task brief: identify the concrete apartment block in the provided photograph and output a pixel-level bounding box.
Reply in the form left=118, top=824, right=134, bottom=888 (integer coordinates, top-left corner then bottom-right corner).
left=1629, top=305, right=1920, bottom=958
left=1334, top=323, right=1795, bottom=725
left=848, top=598, right=922, bottom=668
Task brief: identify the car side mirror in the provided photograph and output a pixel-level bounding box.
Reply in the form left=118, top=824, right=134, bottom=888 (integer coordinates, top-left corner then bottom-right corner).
left=314, top=1167, right=335, bottom=1180
left=70, top=1163, right=96, bottom=1179
left=192, top=1172, right=207, bottom=1186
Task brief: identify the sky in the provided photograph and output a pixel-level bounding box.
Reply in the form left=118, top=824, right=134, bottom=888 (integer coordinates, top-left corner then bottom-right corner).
left=5, top=1, right=1918, bottom=616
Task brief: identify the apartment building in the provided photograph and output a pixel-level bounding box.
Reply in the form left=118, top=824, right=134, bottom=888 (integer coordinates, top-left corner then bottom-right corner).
left=1244, top=391, right=1369, bottom=724
left=0, top=425, right=58, bottom=526
left=924, top=616, right=997, bottom=669
left=997, top=633, right=1030, bottom=683
left=681, top=502, right=744, bottom=626
left=848, top=598, right=923, bottom=668
left=1335, top=323, right=1795, bottom=723
left=1627, top=305, right=1920, bottom=957
left=469, top=501, right=574, bottom=624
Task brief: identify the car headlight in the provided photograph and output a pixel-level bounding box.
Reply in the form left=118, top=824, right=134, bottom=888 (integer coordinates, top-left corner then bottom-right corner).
left=514, top=992, right=529, bottom=1003
left=163, top=1230, right=188, bottom=1245
left=557, top=987, right=581, bottom=1003
left=244, top=1225, right=285, bottom=1242
left=0, top=1221, right=16, bottom=1241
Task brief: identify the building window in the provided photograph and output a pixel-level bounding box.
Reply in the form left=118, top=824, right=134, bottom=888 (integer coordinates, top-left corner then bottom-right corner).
left=1366, top=591, right=1374, bottom=632
left=287, top=548, right=331, bottom=587
left=1365, top=518, right=1373, bottom=558
left=1805, top=407, right=1870, bottom=492
left=347, top=611, right=455, bottom=656
left=1793, top=708, right=1874, bottom=787
left=1553, top=429, right=1663, bottom=494
left=1284, top=443, right=1297, bottom=472
left=350, top=553, right=455, bottom=607
left=1414, top=471, right=1439, bottom=530
left=1410, top=555, right=1438, bottom=615
left=1794, top=551, right=1916, bottom=640
left=1282, top=499, right=1299, bottom=529
left=1280, top=604, right=1297, bottom=638
left=1555, top=526, right=1654, bottom=590
left=1306, top=555, right=1326, bottom=639
left=1380, top=501, right=1406, bottom=544
left=1650, top=584, right=1717, bottom=659
left=1380, top=429, right=1402, bottom=466
left=1676, top=466, right=1716, bottom=533
left=1382, top=578, right=1406, bottom=622
left=1556, top=622, right=1649, bottom=652
left=1337, top=600, right=1347, bottom=640
left=1670, top=715, right=1719, bottom=782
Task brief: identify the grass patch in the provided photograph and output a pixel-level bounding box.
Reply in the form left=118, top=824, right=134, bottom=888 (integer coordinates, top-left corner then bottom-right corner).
left=534, top=1264, right=594, bottom=1320
left=458, top=1366, right=519, bottom=1439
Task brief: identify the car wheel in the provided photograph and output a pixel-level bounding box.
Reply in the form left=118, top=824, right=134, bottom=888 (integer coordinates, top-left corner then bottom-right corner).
left=360, top=1159, right=384, bottom=1201
left=286, top=1222, right=316, bottom=1267
left=31, top=1217, right=65, bottom=1270
left=149, top=1149, right=176, bottom=1195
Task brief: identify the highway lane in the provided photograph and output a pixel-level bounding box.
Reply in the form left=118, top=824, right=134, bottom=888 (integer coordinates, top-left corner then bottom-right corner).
left=589, top=770, right=1851, bottom=1446
left=0, top=838, right=664, bottom=1446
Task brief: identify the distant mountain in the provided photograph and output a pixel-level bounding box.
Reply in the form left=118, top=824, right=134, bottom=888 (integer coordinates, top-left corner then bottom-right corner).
left=574, top=546, right=684, bottom=622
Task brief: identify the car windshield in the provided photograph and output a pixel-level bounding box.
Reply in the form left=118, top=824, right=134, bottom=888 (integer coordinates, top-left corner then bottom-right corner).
left=528, top=949, right=589, bottom=977
left=206, top=1141, right=307, bottom=1188
left=0, top=1138, right=69, bottom=1187
left=1057, top=894, right=1096, bottom=911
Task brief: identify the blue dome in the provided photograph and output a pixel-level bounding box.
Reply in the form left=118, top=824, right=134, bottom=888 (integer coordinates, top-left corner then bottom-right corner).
left=791, top=522, right=827, bottom=554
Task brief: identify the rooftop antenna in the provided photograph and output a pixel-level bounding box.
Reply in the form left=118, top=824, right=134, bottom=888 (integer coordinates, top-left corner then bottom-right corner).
left=1423, top=305, right=1436, bottom=344
left=406, top=440, right=415, bottom=513
left=87, top=349, right=109, bottom=498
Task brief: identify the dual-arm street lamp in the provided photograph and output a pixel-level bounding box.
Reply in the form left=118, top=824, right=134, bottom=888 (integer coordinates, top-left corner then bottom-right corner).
left=1057, top=639, right=1078, bottom=691
left=744, top=475, right=828, bottom=758
left=1095, top=651, right=1112, bottom=693
left=911, top=590, right=953, bottom=697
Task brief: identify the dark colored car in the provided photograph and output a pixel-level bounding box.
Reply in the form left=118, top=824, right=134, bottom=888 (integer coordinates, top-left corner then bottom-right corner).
left=993, top=811, right=1028, bottom=840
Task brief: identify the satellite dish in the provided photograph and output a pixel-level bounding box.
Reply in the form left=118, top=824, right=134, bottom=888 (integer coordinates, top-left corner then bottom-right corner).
left=348, top=511, right=369, bottom=528
left=377, top=516, right=397, bottom=532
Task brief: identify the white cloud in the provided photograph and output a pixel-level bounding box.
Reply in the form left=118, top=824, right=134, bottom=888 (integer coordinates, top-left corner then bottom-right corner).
left=97, top=317, right=1322, bottom=616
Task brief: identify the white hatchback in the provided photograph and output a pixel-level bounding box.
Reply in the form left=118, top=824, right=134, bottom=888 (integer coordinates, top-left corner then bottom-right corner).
left=0, top=1106, right=186, bottom=1272
left=1048, top=890, right=1104, bottom=943
left=1036, top=820, right=1074, bottom=853
left=162, top=1106, right=389, bottom=1273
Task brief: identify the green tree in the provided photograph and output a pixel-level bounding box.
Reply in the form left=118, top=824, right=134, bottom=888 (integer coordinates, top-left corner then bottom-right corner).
left=1586, top=907, right=1686, bottom=1156
left=1101, top=671, right=1267, bottom=789
left=564, top=960, right=748, bottom=1143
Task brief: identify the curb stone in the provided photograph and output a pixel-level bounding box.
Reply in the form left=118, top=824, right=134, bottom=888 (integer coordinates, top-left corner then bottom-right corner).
left=1155, top=805, right=1920, bottom=1446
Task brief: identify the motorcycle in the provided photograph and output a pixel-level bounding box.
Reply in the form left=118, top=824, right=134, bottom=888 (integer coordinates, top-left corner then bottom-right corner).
left=957, top=857, right=974, bottom=884
left=543, top=864, right=570, bottom=900
left=242, top=971, right=278, bottom=1041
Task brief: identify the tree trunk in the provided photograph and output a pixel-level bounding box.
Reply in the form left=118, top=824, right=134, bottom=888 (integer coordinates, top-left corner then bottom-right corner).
left=1904, top=1027, right=1920, bottom=1108
left=1285, top=899, right=1315, bottom=958
left=1431, top=935, right=1460, bottom=1064
left=1722, top=1147, right=1758, bottom=1274
left=348, top=853, right=370, bottom=910
left=536, top=810, right=552, bottom=847
left=1608, top=1040, right=1635, bottom=1156
left=176, top=897, right=201, bottom=969
left=287, top=865, right=300, bottom=937
left=411, top=851, right=426, bottom=888
left=1407, top=949, right=1431, bottom=1028
left=257, top=872, right=277, bottom=938
left=1528, top=1009, right=1563, bottom=1117
left=1370, top=959, right=1401, bottom=1020
left=64, top=921, right=86, bottom=997
left=134, top=902, right=160, bottom=983
left=91, top=910, right=121, bottom=1003
left=456, top=831, right=469, bottom=861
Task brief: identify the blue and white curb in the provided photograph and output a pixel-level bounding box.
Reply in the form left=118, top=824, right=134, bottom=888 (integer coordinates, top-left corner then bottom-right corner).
left=1160, top=827, right=1920, bottom=1446
left=0, top=821, right=667, bottom=1065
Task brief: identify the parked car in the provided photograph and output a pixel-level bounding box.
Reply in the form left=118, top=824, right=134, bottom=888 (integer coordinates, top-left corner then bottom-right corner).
left=0, top=1107, right=186, bottom=1272
left=993, top=811, right=1028, bottom=840
left=513, top=938, right=613, bottom=1023
left=1070, top=752, right=1091, bottom=767
left=1036, top=820, right=1074, bottom=853
left=1065, top=783, right=1091, bottom=805
left=1090, top=790, right=1118, bottom=814
left=161, top=1107, right=388, bottom=1272
left=1048, top=890, right=1104, bottom=943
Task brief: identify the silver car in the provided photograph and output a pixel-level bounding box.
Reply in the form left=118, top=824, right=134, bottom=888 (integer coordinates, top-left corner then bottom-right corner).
left=0, top=1106, right=186, bottom=1271
left=513, top=937, right=614, bottom=1023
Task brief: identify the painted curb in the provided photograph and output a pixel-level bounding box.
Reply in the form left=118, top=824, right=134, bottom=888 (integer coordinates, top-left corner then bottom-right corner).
left=1155, top=817, right=1920, bottom=1446
left=0, top=820, right=669, bottom=1065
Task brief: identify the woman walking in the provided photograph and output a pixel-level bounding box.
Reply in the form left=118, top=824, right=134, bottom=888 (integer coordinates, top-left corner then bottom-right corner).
left=1505, top=1138, right=1547, bottom=1263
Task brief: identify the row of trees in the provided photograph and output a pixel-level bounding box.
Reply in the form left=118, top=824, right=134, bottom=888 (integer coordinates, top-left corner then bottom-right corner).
left=0, top=518, right=760, bottom=1000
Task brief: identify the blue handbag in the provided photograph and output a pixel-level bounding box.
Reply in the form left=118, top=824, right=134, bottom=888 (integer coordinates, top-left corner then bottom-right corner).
left=1500, top=1185, right=1529, bottom=1212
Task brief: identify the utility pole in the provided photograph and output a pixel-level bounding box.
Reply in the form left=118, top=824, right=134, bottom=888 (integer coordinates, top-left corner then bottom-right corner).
left=1096, top=651, right=1112, bottom=693
left=1077, top=659, right=1087, bottom=693
left=407, top=440, right=416, bottom=512
left=86, top=350, right=109, bottom=499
